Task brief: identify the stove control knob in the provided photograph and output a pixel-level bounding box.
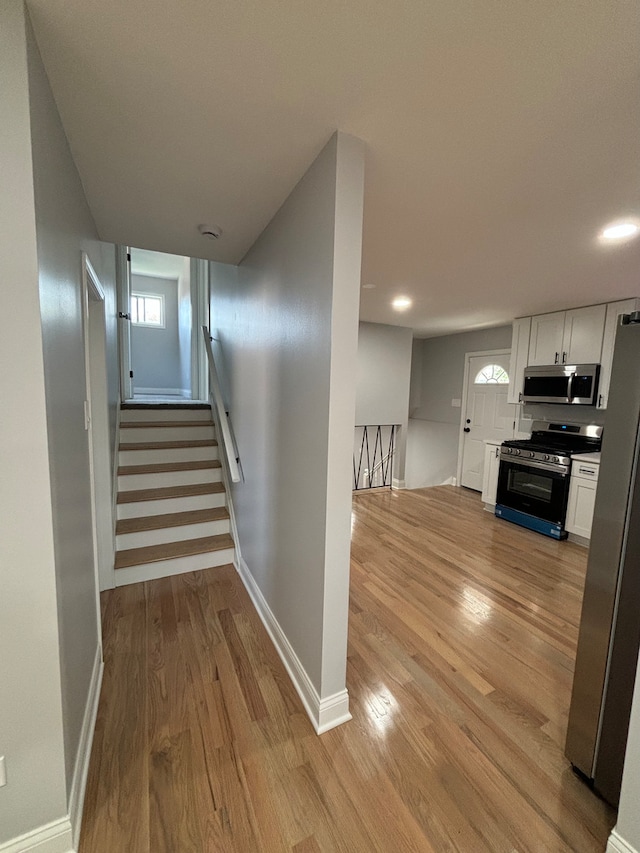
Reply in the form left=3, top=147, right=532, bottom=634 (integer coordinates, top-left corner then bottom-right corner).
left=529, top=451, right=535, bottom=458
left=513, top=449, right=520, bottom=455
left=544, top=454, right=551, bottom=462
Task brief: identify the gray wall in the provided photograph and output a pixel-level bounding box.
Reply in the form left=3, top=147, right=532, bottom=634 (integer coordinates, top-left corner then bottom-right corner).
left=406, top=325, right=512, bottom=488
left=355, top=321, right=413, bottom=482
left=131, top=273, right=182, bottom=393
left=27, top=10, right=118, bottom=800
left=209, top=132, right=364, bottom=702
left=1, top=3, right=118, bottom=843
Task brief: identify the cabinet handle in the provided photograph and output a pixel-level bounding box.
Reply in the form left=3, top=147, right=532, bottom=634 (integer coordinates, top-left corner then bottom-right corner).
left=578, top=467, right=596, bottom=476
left=562, top=351, right=567, bottom=363
left=598, top=393, right=604, bottom=408
left=554, top=351, right=559, bottom=364
left=518, top=391, right=522, bottom=403
left=495, top=447, right=500, bottom=458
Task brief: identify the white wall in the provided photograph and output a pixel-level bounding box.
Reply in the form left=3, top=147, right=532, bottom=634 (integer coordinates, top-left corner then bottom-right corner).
left=209, top=132, right=364, bottom=724
left=406, top=325, right=512, bottom=488
left=131, top=273, right=182, bottom=393
left=178, top=257, right=192, bottom=397
left=611, top=652, right=640, bottom=852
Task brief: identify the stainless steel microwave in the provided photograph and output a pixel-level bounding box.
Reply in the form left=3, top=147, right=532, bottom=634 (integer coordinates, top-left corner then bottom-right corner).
left=522, top=364, right=600, bottom=405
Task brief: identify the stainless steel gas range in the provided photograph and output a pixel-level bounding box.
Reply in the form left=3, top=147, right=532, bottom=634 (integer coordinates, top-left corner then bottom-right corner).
left=495, top=421, right=602, bottom=539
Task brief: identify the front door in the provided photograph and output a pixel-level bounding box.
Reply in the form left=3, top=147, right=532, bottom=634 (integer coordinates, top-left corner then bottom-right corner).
left=460, top=354, right=515, bottom=491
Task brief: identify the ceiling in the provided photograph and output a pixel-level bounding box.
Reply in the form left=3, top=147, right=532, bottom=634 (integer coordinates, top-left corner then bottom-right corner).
left=27, top=0, right=640, bottom=337
left=130, top=248, right=186, bottom=279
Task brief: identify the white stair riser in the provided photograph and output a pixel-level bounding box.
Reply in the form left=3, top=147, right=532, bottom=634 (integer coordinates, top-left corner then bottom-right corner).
left=117, top=492, right=226, bottom=518
left=120, top=409, right=212, bottom=423
left=119, top=445, right=217, bottom=465
left=118, top=467, right=221, bottom=491
left=119, top=425, right=215, bottom=443
left=116, top=518, right=230, bottom=550
left=115, top=548, right=235, bottom=587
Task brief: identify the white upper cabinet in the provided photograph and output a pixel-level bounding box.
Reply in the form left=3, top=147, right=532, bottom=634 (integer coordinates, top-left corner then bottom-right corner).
left=528, top=305, right=606, bottom=366
left=507, top=316, right=531, bottom=404
left=528, top=312, right=565, bottom=366
left=598, top=298, right=640, bottom=409
left=561, top=304, right=606, bottom=364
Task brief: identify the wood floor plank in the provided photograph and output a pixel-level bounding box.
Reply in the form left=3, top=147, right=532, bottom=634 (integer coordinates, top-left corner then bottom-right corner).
left=80, top=485, right=615, bottom=852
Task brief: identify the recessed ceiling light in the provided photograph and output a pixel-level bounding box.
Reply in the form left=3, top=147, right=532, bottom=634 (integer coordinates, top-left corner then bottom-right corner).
left=362, top=283, right=376, bottom=289
left=392, top=296, right=412, bottom=311
left=598, top=219, right=640, bottom=244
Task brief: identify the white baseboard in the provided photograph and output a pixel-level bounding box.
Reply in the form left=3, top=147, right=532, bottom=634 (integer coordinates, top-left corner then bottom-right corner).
left=234, top=553, right=351, bottom=735
left=0, top=818, right=73, bottom=853
left=441, top=476, right=457, bottom=486
left=607, top=829, right=639, bottom=853
left=68, top=646, right=103, bottom=848
left=392, top=478, right=406, bottom=490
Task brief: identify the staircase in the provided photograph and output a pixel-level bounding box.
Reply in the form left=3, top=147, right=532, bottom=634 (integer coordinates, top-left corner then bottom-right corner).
left=114, top=403, right=235, bottom=586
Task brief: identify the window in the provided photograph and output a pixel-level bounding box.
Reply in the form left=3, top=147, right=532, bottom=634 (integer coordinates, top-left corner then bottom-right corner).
left=474, top=364, right=509, bottom=384
left=131, top=293, right=165, bottom=327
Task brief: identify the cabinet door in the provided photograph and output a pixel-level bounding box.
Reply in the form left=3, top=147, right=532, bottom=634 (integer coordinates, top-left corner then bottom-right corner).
left=481, top=443, right=501, bottom=505
left=528, top=312, right=565, bottom=366
left=565, top=476, right=597, bottom=539
left=562, top=304, right=606, bottom=364
left=598, top=299, right=640, bottom=409
left=507, top=317, right=531, bottom=404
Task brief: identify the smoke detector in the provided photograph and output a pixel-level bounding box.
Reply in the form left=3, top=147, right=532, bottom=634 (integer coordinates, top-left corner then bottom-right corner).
left=198, top=224, right=223, bottom=240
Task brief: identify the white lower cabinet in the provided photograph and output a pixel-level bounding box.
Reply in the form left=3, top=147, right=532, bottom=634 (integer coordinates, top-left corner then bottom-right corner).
left=481, top=441, right=502, bottom=508
left=566, top=457, right=600, bottom=540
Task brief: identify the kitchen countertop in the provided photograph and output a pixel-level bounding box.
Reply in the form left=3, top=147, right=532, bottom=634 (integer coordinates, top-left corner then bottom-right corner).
left=572, top=452, right=601, bottom=464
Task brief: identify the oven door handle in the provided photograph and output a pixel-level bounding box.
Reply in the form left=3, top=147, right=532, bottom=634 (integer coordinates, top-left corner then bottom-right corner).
left=500, top=454, right=569, bottom=476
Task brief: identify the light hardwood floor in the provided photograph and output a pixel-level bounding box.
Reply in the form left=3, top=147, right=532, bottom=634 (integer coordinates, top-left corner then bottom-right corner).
left=80, top=485, right=615, bottom=852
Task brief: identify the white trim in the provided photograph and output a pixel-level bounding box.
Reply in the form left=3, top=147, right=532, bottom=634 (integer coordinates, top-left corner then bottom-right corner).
left=191, top=259, right=209, bottom=402
left=392, top=478, right=406, bottom=490
left=234, top=553, right=351, bottom=734
left=68, top=647, right=103, bottom=848
left=607, top=829, right=639, bottom=853
left=132, top=387, right=186, bottom=396
left=455, top=348, right=512, bottom=489
left=0, top=818, right=73, bottom=853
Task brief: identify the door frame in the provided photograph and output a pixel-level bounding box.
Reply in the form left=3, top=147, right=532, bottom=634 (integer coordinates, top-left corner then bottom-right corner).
left=82, top=252, right=116, bottom=603
left=191, top=257, right=209, bottom=401
left=116, top=244, right=133, bottom=400
left=456, top=348, right=512, bottom=489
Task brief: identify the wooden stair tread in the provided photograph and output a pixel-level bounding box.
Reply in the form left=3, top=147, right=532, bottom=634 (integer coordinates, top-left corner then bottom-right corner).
left=118, top=459, right=221, bottom=476
left=119, top=439, right=218, bottom=451
left=116, top=507, right=229, bottom=534
left=117, top=482, right=225, bottom=504
left=120, top=420, right=213, bottom=429
left=115, top=534, right=234, bottom=569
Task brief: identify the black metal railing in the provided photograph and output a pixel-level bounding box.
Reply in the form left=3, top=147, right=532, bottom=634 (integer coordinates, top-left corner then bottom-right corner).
left=353, top=425, right=396, bottom=491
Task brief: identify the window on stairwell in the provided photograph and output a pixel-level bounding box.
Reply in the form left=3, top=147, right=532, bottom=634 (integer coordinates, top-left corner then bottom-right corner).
left=131, top=293, right=165, bottom=328
left=474, top=364, right=509, bottom=384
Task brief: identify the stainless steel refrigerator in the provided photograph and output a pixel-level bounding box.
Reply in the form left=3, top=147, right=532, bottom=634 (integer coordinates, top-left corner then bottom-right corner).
left=565, top=312, right=640, bottom=807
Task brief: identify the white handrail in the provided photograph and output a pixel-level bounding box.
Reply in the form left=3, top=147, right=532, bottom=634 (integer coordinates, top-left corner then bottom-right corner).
left=202, top=326, right=241, bottom=483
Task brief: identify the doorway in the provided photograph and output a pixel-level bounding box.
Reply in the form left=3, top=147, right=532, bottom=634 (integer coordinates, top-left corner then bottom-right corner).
left=457, top=349, right=516, bottom=491
left=117, top=247, right=209, bottom=402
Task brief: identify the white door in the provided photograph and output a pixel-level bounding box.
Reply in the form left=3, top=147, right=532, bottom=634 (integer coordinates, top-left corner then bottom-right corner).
left=117, top=245, right=133, bottom=400
left=460, top=354, right=515, bottom=491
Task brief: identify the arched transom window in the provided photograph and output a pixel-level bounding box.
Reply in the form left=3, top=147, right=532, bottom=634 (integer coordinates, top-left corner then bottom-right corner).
left=474, top=364, right=509, bottom=384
